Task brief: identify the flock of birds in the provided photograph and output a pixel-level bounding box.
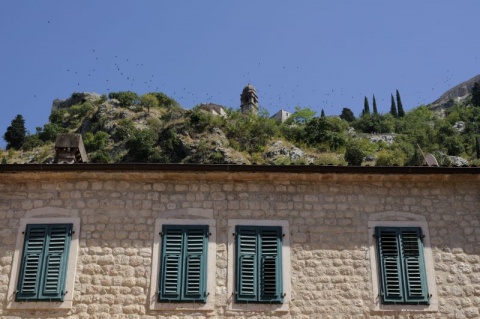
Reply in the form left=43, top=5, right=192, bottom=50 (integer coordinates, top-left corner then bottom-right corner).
left=29, top=44, right=471, bottom=118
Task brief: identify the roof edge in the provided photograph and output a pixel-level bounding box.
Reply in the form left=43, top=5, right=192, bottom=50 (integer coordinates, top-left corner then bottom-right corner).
left=0, top=163, right=479, bottom=175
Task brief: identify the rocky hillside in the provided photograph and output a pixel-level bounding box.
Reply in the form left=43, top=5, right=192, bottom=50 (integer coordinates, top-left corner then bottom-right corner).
left=2, top=92, right=339, bottom=165
left=429, top=73, right=480, bottom=110
left=2, top=79, right=480, bottom=166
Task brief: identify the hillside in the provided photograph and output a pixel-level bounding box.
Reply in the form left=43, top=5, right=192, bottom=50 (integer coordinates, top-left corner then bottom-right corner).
left=429, top=73, right=480, bottom=111
left=2, top=80, right=480, bottom=166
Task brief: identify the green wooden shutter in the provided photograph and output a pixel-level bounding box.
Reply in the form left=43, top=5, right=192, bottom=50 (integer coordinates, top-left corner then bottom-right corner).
left=159, top=225, right=183, bottom=301
left=400, top=228, right=429, bottom=304
left=41, top=224, right=72, bottom=300
left=236, top=225, right=283, bottom=303
left=259, top=227, right=283, bottom=303
left=376, top=227, right=404, bottom=303
left=16, top=225, right=47, bottom=301
left=376, top=227, right=429, bottom=305
left=159, top=225, right=208, bottom=302
left=236, top=226, right=258, bottom=302
left=183, top=226, right=208, bottom=302
left=16, top=224, right=72, bottom=302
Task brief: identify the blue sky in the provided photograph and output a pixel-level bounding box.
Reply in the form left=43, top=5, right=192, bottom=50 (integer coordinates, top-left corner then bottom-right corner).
left=1, top=1, right=479, bottom=148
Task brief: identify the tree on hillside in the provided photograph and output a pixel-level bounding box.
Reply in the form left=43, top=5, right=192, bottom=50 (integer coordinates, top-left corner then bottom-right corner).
left=286, top=106, right=316, bottom=124
left=472, top=82, right=480, bottom=107
left=344, top=141, right=366, bottom=166
left=108, top=91, right=139, bottom=107
left=140, top=93, right=159, bottom=114
left=340, top=107, right=355, bottom=122
left=372, top=95, right=378, bottom=114
left=3, top=114, right=26, bottom=150
left=305, top=117, right=348, bottom=151
left=390, top=94, right=398, bottom=117
left=148, top=92, right=179, bottom=108
left=321, top=109, right=325, bottom=118
left=396, top=90, right=405, bottom=117
left=363, top=96, right=370, bottom=115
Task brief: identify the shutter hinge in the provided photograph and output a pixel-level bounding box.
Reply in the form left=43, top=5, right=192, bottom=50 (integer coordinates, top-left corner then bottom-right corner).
left=233, top=233, right=236, bottom=237
left=208, top=232, right=212, bottom=237
left=159, top=232, right=163, bottom=237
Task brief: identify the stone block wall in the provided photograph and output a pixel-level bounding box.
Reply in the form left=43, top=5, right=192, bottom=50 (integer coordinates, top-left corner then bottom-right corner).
left=0, top=171, right=479, bottom=318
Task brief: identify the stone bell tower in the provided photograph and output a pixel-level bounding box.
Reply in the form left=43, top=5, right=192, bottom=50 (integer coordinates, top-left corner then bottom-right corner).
left=240, top=84, right=258, bottom=115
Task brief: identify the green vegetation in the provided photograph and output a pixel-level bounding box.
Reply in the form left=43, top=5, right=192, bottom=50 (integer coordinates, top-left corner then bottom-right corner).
left=390, top=94, right=397, bottom=117
left=396, top=90, right=405, bottom=117
left=3, top=114, right=27, bottom=149
left=340, top=108, right=355, bottom=122
left=108, top=91, right=139, bottom=107
left=363, top=96, right=370, bottom=115
left=5, top=87, right=480, bottom=166
left=344, top=141, right=366, bottom=166
left=140, top=93, right=159, bottom=114
left=372, top=95, right=378, bottom=114
left=472, top=82, right=480, bottom=107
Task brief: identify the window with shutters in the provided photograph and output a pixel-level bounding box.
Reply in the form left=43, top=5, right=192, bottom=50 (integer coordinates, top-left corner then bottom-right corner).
left=235, top=225, right=283, bottom=303
left=149, top=218, right=216, bottom=311
left=375, top=227, right=429, bottom=304
left=7, top=218, right=80, bottom=310
left=368, top=219, right=438, bottom=312
left=227, top=219, right=291, bottom=312
left=158, top=225, right=208, bottom=302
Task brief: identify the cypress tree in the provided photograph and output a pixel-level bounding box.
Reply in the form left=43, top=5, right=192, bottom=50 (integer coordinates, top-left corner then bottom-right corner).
left=372, top=95, right=378, bottom=114
left=396, top=89, right=405, bottom=117
left=364, top=96, right=370, bottom=115
left=390, top=94, right=398, bottom=117
left=472, top=82, right=480, bottom=107
left=321, top=109, right=325, bottom=118
left=340, top=107, right=355, bottom=122
left=3, top=114, right=27, bottom=150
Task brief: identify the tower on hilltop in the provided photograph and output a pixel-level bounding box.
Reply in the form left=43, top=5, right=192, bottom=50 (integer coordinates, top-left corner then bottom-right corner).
left=240, top=84, right=258, bottom=115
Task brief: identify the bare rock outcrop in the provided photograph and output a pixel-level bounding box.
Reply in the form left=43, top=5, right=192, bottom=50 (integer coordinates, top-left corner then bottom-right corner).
left=429, top=74, right=480, bottom=110
left=52, top=92, right=101, bottom=111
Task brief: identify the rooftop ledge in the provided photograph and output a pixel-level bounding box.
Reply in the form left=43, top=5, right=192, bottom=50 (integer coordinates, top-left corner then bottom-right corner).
left=0, top=163, right=479, bottom=175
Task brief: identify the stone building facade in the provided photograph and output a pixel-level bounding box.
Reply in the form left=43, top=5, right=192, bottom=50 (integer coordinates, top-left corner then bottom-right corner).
left=0, top=164, right=479, bottom=319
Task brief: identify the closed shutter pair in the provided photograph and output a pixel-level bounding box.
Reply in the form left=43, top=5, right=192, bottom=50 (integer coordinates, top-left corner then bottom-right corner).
left=376, top=227, right=429, bottom=304
left=17, top=224, right=72, bottom=301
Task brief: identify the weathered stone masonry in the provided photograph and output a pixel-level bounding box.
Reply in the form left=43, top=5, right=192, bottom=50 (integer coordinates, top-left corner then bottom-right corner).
left=0, top=165, right=479, bottom=319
